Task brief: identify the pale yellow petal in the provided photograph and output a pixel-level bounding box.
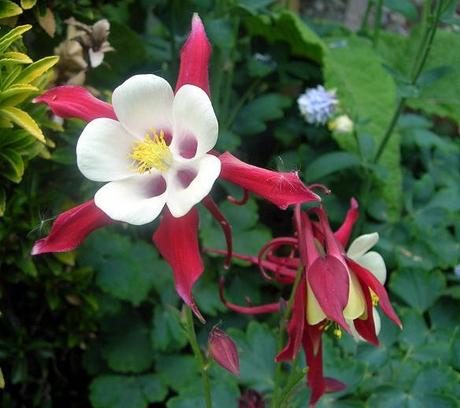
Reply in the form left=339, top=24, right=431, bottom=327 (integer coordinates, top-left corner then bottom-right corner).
left=306, top=282, right=327, bottom=325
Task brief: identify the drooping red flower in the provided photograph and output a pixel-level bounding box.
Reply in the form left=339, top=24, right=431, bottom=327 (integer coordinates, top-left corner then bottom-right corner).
left=213, top=199, right=401, bottom=406
left=32, top=14, right=320, bottom=321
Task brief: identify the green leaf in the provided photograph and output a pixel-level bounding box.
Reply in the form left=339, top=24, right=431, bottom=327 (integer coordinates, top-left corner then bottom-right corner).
left=379, top=30, right=460, bottom=126
left=0, top=147, right=24, bottom=183
left=0, top=106, right=45, bottom=142
left=245, top=10, right=326, bottom=63
left=150, top=305, right=187, bottom=352
left=205, top=18, right=234, bottom=50
left=156, top=355, right=199, bottom=392
left=324, top=35, right=401, bottom=219
left=20, top=0, right=36, bottom=9
left=228, top=321, right=277, bottom=391
left=14, top=56, right=59, bottom=85
left=0, top=51, right=32, bottom=64
left=0, top=84, right=39, bottom=105
left=305, top=151, right=361, bottom=181
left=234, top=93, right=291, bottom=135
left=90, top=374, right=167, bottom=408
left=236, top=0, right=275, bottom=13
left=79, top=230, right=159, bottom=306
left=0, top=25, right=31, bottom=54
left=167, top=380, right=240, bottom=408
left=101, top=312, right=155, bottom=373
left=390, top=269, right=446, bottom=313
left=0, top=0, right=23, bottom=19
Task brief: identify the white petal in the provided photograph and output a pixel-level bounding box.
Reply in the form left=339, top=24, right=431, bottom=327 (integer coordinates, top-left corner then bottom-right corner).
left=166, top=154, right=221, bottom=218
left=94, top=174, right=167, bottom=225
left=112, top=74, right=174, bottom=138
left=77, top=118, right=136, bottom=182
left=356, top=251, right=387, bottom=284
left=347, top=232, right=379, bottom=259
left=170, top=85, right=218, bottom=160
left=373, top=308, right=381, bottom=336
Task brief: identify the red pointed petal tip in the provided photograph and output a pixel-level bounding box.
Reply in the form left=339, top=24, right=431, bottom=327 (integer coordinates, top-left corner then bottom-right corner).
left=276, top=279, right=307, bottom=362
left=334, top=197, right=359, bottom=247
left=175, top=13, right=211, bottom=95
left=153, top=208, right=205, bottom=323
left=354, top=280, right=379, bottom=346
left=347, top=258, right=402, bottom=329
left=324, top=377, right=347, bottom=393
left=34, top=86, right=116, bottom=122
left=219, top=152, right=320, bottom=210
left=31, top=200, right=113, bottom=255
left=303, top=327, right=326, bottom=407
left=208, top=327, right=240, bottom=376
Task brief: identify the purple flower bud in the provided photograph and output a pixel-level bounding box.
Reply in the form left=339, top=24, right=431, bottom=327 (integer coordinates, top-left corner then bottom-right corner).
left=208, top=327, right=240, bottom=376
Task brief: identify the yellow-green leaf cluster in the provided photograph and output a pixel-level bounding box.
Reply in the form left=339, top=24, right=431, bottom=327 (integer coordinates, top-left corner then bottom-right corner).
left=0, top=25, right=58, bottom=143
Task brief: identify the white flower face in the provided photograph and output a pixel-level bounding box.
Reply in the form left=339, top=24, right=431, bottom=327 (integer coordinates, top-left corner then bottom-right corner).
left=76, top=74, right=221, bottom=225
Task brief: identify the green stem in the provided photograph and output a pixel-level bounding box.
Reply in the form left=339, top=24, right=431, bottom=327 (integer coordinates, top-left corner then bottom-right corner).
left=184, top=307, right=212, bottom=408
left=411, top=0, right=443, bottom=83
left=373, top=0, right=443, bottom=164
left=224, top=78, right=262, bottom=129
left=277, top=365, right=308, bottom=406
left=360, top=0, right=373, bottom=31
left=372, top=0, right=384, bottom=48
left=374, top=98, right=405, bottom=163
left=272, top=264, right=304, bottom=407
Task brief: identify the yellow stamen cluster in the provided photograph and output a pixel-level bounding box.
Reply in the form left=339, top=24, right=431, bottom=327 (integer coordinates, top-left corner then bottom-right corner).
left=370, top=290, right=379, bottom=307
left=333, top=327, right=343, bottom=339
left=129, top=130, right=172, bottom=174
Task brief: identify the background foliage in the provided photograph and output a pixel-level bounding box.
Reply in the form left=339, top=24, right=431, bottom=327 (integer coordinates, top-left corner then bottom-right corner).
left=0, top=0, right=459, bottom=407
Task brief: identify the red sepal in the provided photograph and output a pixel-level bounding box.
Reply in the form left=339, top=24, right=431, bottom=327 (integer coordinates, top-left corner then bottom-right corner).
left=334, top=198, right=359, bottom=247
left=347, top=258, right=402, bottom=328
left=153, top=208, right=205, bottom=322
left=219, top=152, right=320, bottom=209
left=34, top=86, right=116, bottom=122
left=353, top=280, right=379, bottom=346
left=303, top=325, right=325, bottom=407
left=276, top=277, right=306, bottom=362
left=31, top=200, right=113, bottom=255
left=175, top=14, right=211, bottom=95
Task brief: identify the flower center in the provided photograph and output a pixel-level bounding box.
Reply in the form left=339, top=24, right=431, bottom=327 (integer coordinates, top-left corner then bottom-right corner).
left=130, top=130, right=173, bottom=174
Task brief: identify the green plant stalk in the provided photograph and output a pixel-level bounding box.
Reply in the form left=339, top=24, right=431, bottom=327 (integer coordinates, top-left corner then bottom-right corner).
left=360, top=0, right=373, bottom=31
left=184, top=307, right=212, bottom=408
left=224, top=78, right=262, bottom=130
left=372, top=0, right=384, bottom=48
left=373, top=0, right=443, bottom=164
left=272, top=264, right=304, bottom=407
left=277, top=365, right=308, bottom=406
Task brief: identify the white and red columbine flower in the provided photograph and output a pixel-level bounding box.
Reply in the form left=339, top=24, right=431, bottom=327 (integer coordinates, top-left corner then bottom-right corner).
left=32, top=14, right=320, bottom=321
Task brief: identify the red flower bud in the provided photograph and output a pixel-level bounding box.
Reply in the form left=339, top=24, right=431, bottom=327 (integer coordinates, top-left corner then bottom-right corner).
left=238, top=389, right=265, bottom=408
left=208, top=327, right=240, bottom=376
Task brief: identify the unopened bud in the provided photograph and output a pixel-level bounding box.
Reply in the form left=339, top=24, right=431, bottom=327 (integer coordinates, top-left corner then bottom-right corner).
left=328, top=115, right=354, bottom=133
left=208, top=327, right=240, bottom=376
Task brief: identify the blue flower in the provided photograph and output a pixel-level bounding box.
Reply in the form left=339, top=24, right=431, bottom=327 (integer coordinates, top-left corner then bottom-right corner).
left=297, top=85, right=338, bottom=125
